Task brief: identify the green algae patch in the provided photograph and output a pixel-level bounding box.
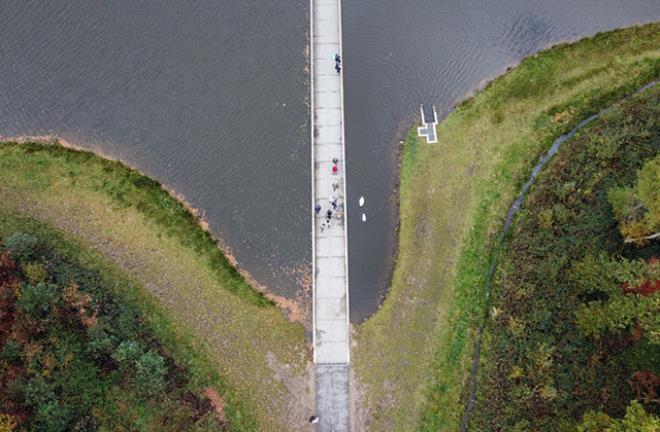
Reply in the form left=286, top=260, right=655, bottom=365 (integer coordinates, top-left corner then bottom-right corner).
left=353, top=23, right=660, bottom=432
left=0, top=142, right=311, bottom=432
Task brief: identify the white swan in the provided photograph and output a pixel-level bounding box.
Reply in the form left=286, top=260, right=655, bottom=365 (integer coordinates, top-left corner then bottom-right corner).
left=359, top=196, right=365, bottom=207
left=361, top=213, right=366, bottom=222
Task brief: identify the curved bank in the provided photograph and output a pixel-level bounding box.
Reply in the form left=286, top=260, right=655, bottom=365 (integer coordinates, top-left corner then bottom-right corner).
left=353, top=22, right=660, bottom=432
left=0, top=140, right=312, bottom=432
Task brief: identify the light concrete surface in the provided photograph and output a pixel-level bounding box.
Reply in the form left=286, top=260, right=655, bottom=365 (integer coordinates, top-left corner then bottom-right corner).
left=311, top=0, right=349, bottom=368
left=311, top=0, right=350, bottom=429
left=316, top=364, right=350, bottom=432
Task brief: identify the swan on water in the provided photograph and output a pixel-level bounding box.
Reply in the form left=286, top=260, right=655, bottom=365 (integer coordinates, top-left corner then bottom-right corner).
left=361, top=213, right=366, bottom=222
left=359, top=196, right=365, bottom=207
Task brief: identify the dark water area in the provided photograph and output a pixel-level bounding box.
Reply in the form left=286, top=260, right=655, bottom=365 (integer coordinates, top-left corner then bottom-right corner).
left=342, top=0, right=659, bottom=321
left=0, top=1, right=658, bottom=322
left=0, top=0, right=311, bottom=301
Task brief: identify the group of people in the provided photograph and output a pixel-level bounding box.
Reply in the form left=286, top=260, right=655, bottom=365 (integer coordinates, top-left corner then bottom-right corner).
left=334, top=54, right=341, bottom=74
left=315, top=157, right=344, bottom=232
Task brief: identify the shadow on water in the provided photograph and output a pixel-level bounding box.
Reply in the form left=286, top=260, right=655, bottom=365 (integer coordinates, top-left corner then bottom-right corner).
left=460, top=81, right=658, bottom=431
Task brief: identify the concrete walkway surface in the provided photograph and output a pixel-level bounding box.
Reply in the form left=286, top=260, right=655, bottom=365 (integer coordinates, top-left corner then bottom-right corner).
left=316, top=364, right=350, bottom=432
left=311, top=0, right=350, bottom=429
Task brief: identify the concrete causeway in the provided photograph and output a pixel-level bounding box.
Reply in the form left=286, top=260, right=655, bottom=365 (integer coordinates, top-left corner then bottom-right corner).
left=310, top=0, right=350, bottom=429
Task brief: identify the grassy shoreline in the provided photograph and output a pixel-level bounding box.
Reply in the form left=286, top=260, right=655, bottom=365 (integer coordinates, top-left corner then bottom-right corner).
left=354, top=22, right=660, bottom=431
left=0, top=142, right=311, bottom=431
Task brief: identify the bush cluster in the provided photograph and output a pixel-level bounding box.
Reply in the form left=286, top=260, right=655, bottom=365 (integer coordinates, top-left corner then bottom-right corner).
left=0, top=233, right=224, bottom=431
left=471, top=87, right=659, bottom=430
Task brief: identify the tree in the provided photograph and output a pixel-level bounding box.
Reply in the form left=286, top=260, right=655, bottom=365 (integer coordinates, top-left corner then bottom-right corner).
left=609, top=155, right=660, bottom=245
left=571, top=255, right=659, bottom=344
left=578, top=400, right=659, bottom=431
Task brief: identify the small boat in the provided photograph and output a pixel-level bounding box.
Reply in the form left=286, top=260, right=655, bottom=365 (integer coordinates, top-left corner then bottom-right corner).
left=359, top=196, right=365, bottom=207
left=361, top=213, right=366, bottom=222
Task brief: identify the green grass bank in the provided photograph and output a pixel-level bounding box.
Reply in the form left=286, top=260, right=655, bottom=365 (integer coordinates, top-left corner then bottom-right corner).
left=0, top=142, right=311, bottom=431
left=353, top=22, right=660, bottom=431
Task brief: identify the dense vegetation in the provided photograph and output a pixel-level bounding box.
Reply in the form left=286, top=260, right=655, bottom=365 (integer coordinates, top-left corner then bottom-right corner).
left=353, top=22, right=659, bottom=432
left=0, top=231, right=226, bottom=431
left=470, top=85, right=659, bottom=430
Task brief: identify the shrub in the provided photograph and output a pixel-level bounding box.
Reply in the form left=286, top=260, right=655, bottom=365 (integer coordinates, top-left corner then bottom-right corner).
left=0, top=341, right=21, bottom=366
left=23, top=375, right=54, bottom=407
left=111, top=340, right=144, bottom=370
left=135, top=350, right=167, bottom=398
left=112, top=341, right=166, bottom=398
left=85, top=325, right=116, bottom=360
left=23, top=262, right=47, bottom=284
left=16, top=283, right=59, bottom=320
left=0, top=414, right=16, bottom=432
left=578, top=400, right=659, bottom=431
left=3, top=232, right=37, bottom=262
left=32, top=400, right=71, bottom=432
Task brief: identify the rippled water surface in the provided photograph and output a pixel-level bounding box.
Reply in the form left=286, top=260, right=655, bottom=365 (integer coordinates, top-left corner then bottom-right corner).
left=0, top=1, right=658, bottom=321
left=0, top=0, right=311, bottom=302
left=343, top=0, right=659, bottom=321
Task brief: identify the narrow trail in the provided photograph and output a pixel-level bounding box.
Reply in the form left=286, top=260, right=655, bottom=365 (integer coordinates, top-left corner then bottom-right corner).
left=460, top=80, right=659, bottom=431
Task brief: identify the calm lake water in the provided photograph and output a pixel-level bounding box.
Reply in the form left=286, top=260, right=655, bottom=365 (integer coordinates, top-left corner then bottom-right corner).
left=0, top=1, right=658, bottom=321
